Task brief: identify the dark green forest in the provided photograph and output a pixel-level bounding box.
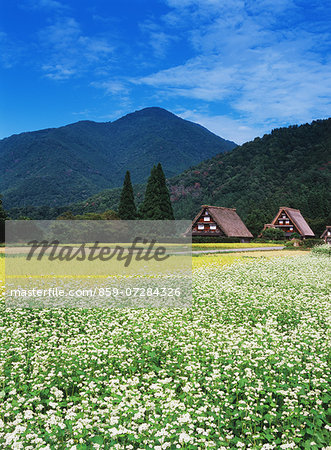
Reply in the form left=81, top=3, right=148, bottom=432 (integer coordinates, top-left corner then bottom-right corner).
left=0, top=107, right=235, bottom=209
left=167, top=119, right=330, bottom=235
left=7, top=118, right=331, bottom=236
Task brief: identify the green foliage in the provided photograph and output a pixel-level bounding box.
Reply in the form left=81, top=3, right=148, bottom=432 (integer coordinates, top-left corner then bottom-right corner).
left=261, top=227, right=285, bottom=241
left=1, top=107, right=235, bottom=208
left=0, top=195, right=7, bottom=242
left=0, top=254, right=330, bottom=447
left=192, top=236, right=241, bottom=243
left=311, top=243, right=330, bottom=255
left=155, top=163, right=175, bottom=220
left=254, top=238, right=286, bottom=244
left=284, top=239, right=302, bottom=248
left=56, top=211, right=76, bottom=220
left=100, top=210, right=120, bottom=220
left=139, top=163, right=174, bottom=220
left=6, top=118, right=330, bottom=238
left=118, top=171, right=137, bottom=219
left=245, top=208, right=268, bottom=237
left=56, top=210, right=119, bottom=220
left=169, top=118, right=331, bottom=235
left=302, top=238, right=324, bottom=248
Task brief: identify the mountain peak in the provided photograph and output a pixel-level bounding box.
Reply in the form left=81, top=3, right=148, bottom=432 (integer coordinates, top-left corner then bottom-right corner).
left=118, top=106, right=175, bottom=122
left=0, top=108, right=236, bottom=208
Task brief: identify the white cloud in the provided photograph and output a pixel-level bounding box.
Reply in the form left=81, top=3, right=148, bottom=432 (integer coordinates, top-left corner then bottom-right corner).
left=38, top=17, right=114, bottom=80
left=90, top=80, right=129, bottom=95
left=23, top=0, right=68, bottom=11
left=130, top=0, right=331, bottom=133
left=0, top=31, right=24, bottom=69
left=139, top=20, right=178, bottom=58
left=177, top=109, right=267, bottom=144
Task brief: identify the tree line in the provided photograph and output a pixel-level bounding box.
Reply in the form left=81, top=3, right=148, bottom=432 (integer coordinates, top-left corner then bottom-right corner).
left=118, top=163, right=174, bottom=220
left=0, top=163, right=174, bottom=231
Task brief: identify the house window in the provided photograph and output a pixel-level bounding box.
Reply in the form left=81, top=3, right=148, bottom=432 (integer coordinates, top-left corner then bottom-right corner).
left=210, top=224, right=216, bottom=230
left=198, top=224, right=204, bottom=230
left=290, top=227, right=293, bottom=231
left=328, top=231, right=331, bottom=236
left=279, top=220, right=283, bottom=224
left=204, top=216, right=210, bottom=222
left=286, top=220, right=290, bottom=224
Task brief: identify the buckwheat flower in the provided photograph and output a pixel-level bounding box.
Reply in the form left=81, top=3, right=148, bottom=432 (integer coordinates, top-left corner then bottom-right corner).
left=179, top=432, right=191, bottom=444
left=138, top=423, right=149, bottom=433
left=12, top=443, right=23, bottom=450
left=182, top=383, right=191, bottom=393
left=178, top=413, right=191, bottom=424
left=24, top=410, right=33, bottom=419
left=109, top=416, right=119, bottom=425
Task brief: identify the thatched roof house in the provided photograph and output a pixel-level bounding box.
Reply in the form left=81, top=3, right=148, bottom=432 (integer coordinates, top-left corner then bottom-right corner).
left=320, top=226, right=331, bottom=243
left=262, top=207, right=314, bottom=239
left=187, top=205, right=253, bottom=242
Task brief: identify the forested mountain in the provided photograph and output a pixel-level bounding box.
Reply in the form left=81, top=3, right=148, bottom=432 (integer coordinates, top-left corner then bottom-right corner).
left=7, top=119, right=330, bottom=236
left=0, top=107, right=236, bottom=208
left=168, top=118, right=330, bottom=234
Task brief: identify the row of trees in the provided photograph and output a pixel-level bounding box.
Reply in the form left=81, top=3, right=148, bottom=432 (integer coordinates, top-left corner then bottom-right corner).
left=0, top=196, right=7, bottom=242
left=0, top=162, right=174, bottom=237
left=118, top=163, right=174, bottom=220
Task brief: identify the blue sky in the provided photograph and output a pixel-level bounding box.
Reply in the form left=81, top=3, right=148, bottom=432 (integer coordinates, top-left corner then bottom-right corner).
left=0, top=0, right=330, bottom=143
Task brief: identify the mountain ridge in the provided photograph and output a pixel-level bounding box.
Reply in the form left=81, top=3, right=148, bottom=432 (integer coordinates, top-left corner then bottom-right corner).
left=0, top=107, right=236, bottom=208
left=20, top=117, right=327, bottom=236
left=5, top=117, right=330, bottom=236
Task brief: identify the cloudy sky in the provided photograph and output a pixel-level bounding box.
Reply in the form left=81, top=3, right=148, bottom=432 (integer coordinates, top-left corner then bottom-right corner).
left=1, top=0, right=330, bottom=143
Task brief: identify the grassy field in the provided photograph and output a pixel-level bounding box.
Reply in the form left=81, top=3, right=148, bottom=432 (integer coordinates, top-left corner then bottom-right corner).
left=0, top=242, right=283, bottom=254
left=0, top=250, right=330, bottom=448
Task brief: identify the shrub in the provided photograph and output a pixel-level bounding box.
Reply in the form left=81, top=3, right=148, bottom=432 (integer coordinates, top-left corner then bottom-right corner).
left=311, top=243, right=330, bottom=255
left=285, top=239, right=302, bottom=248
left=253, top=238, right=286, bottom=244
left=302, top=238, right=324, bottom=248
left=192, top=236, right=241, bottom=243
left=260, top=227, right=285, bottom=241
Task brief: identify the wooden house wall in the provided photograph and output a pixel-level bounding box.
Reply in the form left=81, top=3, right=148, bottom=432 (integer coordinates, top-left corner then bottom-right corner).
left=191, top=208, right=225, bottom=236
left=272, top=210, right=299, bottom=238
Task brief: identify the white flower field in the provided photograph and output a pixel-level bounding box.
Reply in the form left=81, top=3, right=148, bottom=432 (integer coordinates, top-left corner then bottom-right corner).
left=0, top=252, right=330, bottom=449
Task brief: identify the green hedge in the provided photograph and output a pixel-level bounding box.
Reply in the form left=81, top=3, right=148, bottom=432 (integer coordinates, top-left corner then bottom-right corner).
left=311, top=244, right=330, bottom=255
left=192, top=236, right=241, bottom=243
left=302, top=238, right=324, bottom=248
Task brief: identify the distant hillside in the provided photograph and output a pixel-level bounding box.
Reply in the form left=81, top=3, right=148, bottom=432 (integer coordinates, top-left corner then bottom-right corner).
left=8, top=119, right=330, bottom=236
left=0, top=107, right=236, bottom=208
left=168, top=118, right=331, bottom=233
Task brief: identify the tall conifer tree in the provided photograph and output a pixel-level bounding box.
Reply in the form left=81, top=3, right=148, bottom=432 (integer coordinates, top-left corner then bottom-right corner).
left=0, top=195, right=8, bottom=242
left=118, top=171, right=137, bottom=219
left=139, top=163, right=174, bottom=220
left=155, top=163, right=174, bottom=220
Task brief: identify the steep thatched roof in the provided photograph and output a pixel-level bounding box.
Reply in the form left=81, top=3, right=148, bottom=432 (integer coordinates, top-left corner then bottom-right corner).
left=273, top=207, right=314, bottom=237
left=190, top=205, right=253, bottom=238
left=320, top=226, right=331, bottom=239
